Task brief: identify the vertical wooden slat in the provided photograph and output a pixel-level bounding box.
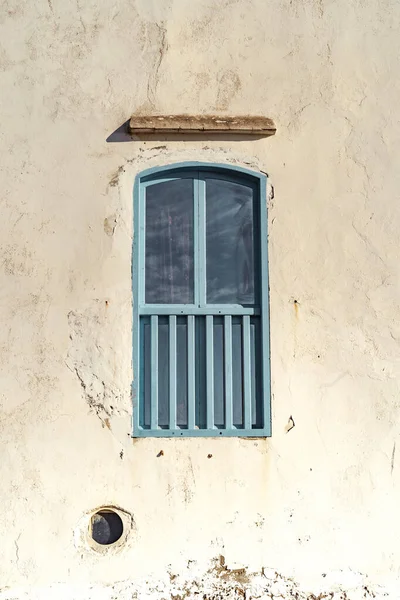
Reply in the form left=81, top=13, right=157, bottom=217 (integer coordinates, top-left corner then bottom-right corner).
left=150, top=315, right=158, bottom=429
left=187, top=315, right=196, bottom=429
left=242, top=316, right=252, bottom=430
left=169, top=315, right=177, bottom=430
left=224, top=315, right=233, bottom=429
left=206, top=315, right=214, bottom=429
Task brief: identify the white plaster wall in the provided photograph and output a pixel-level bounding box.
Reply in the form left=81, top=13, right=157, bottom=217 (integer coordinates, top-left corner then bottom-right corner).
left=1, top=0, right=400, bottom=598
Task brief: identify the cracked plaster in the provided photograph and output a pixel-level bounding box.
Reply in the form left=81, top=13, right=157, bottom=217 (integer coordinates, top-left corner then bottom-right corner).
left=1, top=0, right=400, bottom=598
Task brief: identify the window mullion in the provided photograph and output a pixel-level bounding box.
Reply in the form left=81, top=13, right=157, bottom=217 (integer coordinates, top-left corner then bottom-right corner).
left=197, top=176, right=207, bottom=308
left=193, top=176, right=200, bottom=307
left=139, top=184, right=146, bottom=307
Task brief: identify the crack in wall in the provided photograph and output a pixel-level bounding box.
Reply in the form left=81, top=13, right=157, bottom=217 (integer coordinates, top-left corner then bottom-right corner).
left=14, top=533, right=22, bottom=575
left=351, top=221, right=385, bottom=268
left=72, top=366, right=112, bottom=419
left=391, top=442, right=396, bottom=475
left=146, top=22, right=168, bottom=108
left=66, top=306, right=129, bottom=429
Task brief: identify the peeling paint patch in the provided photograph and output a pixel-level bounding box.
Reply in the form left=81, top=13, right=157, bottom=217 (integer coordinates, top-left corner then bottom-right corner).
left=0, top=559, right=391, bottom=599
left=109, top=166, right=124, bottom=187
left=2, top=244, right=34, bottom=277
left=104, top=214, right=117, bottom=236
left=216, top=69, right=241, bottom=110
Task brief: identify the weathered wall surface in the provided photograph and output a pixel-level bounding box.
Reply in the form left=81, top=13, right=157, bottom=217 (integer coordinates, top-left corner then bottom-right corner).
left=1, top=0, right=400, bottom=598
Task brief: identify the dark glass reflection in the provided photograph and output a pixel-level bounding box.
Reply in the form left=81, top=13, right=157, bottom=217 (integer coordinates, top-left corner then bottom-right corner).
left=250, top=321, right=261, bottom=427
left=145, top=179, right=194, bottom=304
left=143, top=320, right=150, bottom=427
left=206, top=179, right=255, bottom=305
left=142, top=317, right=188, bottom=428
left=158, top=322, right=169, bottom=427
left=232, top=322, right=243, bottom=427
left=176, top=320, right=188, bottom=427
left=213, top=321, right=224, bottom=426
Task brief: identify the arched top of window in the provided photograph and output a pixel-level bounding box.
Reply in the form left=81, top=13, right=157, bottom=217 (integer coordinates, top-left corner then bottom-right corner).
left=132, top=162, right=271, bottom=438
left=136, top=161, right=266, bottom=185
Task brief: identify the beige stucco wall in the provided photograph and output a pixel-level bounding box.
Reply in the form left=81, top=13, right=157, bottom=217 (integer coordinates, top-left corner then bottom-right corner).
left=1, top=0, right=400, bottom=598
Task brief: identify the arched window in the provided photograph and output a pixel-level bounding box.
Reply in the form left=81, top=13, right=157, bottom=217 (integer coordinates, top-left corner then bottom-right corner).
left=132, top=163, right=271, bottom=437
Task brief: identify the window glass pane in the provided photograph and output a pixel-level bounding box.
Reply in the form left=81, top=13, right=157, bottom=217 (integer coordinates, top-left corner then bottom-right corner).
left=232, top=321, right=243, bottom=427
left=213, top=320, right=224, bottom=426
left=195, top=317, right=207, bottom=429
left=158, top=322, right=169, bottom=427
left=205, top=178, right=255, bottom=305
left=250, top=318, right=263, bottom=428
left=145, top=179, right=194, bottom=304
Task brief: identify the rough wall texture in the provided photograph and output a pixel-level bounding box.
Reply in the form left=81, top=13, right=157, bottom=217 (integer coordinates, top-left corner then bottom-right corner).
left=1, top=0, right=400, bottom=598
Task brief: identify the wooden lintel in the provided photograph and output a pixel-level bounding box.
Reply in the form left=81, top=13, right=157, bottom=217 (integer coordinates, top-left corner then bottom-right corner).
left=128, top=115, right=276, bottom=136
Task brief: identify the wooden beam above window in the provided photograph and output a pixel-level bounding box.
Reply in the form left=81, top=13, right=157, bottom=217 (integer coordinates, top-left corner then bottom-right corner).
left=128, top=115, right=276, bottom=136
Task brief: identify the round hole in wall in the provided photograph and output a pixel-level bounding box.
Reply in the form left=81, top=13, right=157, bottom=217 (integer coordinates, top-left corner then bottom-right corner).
left=90, top=509, right=124, bottom=545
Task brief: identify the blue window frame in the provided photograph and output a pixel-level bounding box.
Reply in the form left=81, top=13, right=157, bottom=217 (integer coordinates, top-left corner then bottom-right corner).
left=132, top=162, right=271, bottom=437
